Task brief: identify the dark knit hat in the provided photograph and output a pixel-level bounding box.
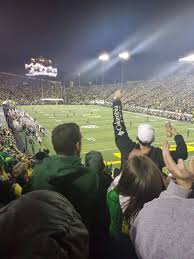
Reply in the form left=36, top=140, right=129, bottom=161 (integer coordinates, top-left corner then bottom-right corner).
left=85, top=150, right=105, bottom=172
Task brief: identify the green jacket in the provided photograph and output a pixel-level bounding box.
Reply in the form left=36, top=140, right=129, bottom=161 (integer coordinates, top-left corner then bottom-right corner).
left=107, top=189, right=129, bottom=237
left=30, top=155, right=99, bottom=226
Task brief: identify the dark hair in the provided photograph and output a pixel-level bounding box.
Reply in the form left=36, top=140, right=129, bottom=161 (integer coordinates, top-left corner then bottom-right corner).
left=52, top=123, right=81, bottom=155
left=117, top=155, right=165, bottom=224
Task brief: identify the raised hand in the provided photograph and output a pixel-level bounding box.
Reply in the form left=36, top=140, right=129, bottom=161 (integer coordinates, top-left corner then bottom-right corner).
left=165, top=126, right=178, bottom=137
left=162, top=142, right=194, bottom=189
left=114, top=89, right=124, bottom=100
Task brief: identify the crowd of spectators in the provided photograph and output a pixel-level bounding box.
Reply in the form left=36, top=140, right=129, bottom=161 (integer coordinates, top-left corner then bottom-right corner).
left=0, top=87, right=193, bottom=258
left=1, top=70, right=194, bottom=258
left=8, top=107, right=45, bottom=149
left=0, top=72, right=62, bottom=105
left=0, top=125, right=17, bottom=155
left=1, top=71, right=194, bottom=120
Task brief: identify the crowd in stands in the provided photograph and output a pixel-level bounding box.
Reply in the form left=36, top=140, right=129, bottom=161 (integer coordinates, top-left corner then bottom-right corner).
left=1, top=71, right=194, bottom=120
left=8, top=107, right=45, bottom=149
left=0, top=72, right=62, bottom=105
left=0, top=88, right=193, bottom=258
left=0, top=125, right=16, bottom=155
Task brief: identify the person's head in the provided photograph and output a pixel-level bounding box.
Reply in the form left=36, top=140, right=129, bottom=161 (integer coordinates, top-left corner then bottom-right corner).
left=13, top=162, right=29, bottom=184
left=34, top=151, right=48, bottom=161
left=137, top=123, right=155, bottom=147
left=117, top=155, right=165, bottom=224
left=0, top=190, right=89, bottom=259
left=85, top=150, right=105, bottom=172
left=52, top=123, right=82, bottom=156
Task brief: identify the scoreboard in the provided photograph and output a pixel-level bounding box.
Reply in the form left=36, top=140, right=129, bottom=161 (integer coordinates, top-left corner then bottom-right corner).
left=25, top=57, right=57, bottom=77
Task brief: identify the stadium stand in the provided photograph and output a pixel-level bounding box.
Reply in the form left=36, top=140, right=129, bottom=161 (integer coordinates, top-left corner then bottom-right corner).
left=0, top=108, right=7, bottom=126
left=1, top=72, right=194, bottom=119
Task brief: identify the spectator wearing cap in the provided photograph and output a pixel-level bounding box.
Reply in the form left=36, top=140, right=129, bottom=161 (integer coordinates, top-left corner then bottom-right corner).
left=112, top=89, right=188, bottom=170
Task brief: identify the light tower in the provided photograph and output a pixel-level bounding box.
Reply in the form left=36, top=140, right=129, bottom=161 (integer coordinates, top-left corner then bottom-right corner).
left=99, top=53, right=110, bottom=86
left=119, top=51, right=130, bottom=85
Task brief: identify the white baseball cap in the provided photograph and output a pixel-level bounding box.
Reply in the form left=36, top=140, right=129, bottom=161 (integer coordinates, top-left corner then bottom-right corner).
left=137, top=124, right=155, bottom=144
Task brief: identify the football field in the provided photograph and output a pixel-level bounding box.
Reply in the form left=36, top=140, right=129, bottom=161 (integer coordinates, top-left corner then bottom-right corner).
left=20, top=105, right=194, bottom=166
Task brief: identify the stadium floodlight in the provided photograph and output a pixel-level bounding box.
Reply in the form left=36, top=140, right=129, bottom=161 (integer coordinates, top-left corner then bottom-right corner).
left=118, top=51, right=130, bottom=60
left=179, top=54, right=194, bottom=63
left=118, top=51, right=130, bottom=85
left=99, top=53, right=109, bottom=85
left=99, top=53, right=110, bottom=62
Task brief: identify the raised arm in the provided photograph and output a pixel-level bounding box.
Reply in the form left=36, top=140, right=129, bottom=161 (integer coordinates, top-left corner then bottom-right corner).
left=158, top=126, right=188, bottom=169
left=167, top=127, right=188, bottom=162
left=162, top=141, right=193, bottom=190
left=113, top=90, right=137, bottom=163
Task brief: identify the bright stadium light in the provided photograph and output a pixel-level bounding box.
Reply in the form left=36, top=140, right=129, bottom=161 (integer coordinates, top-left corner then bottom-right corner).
left=179, top=54, right=194, bottom=63
left=99, top=53, right=109, bottom=85
left=118, top=51, right=130, bottom=85
left=118, top=51, right=130, bottom=60
left=99, top=53, right=109, bottom=62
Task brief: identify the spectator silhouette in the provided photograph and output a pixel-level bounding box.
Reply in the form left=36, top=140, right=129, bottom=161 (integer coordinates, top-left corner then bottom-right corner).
left=0, top=190, right=88, bottom=259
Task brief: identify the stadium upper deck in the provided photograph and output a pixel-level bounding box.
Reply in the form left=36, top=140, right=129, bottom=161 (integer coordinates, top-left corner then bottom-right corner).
left=0, top=72, right=194, bottom=116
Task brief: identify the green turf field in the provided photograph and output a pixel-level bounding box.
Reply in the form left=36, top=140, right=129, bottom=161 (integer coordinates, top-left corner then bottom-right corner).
left=20, top=105, right=194, bottom=166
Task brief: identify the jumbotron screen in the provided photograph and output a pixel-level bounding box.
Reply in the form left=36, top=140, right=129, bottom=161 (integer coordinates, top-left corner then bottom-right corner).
left=25, top=57, right=57, bottom=77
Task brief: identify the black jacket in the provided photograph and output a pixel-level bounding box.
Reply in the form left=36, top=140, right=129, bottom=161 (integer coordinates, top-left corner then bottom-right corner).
left=0, top=190, right=89, bottom=259
left=113, top=100, right=188, bottom=171
left=85, top=151, right=113, bottom=259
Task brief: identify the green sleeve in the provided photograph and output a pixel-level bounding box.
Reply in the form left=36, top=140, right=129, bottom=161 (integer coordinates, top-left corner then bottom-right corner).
left=107, top=189, right=123, bottom=237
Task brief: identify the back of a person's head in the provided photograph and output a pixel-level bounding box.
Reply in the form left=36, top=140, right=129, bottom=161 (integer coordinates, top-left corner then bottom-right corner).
left=118, top=155, right=165, bottom=223
left=13, top=162, right=28, bottom=178
left=33, top=151, right=48, bottom=161
left=85, top=150, right=105, bottom=172
left=0, top=190, right=88, bottom=259
left=52, top=123, right=81, bottom=156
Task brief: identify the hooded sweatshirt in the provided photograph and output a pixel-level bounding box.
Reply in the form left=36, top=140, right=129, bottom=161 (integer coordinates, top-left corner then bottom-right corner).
left=30, top=155, right=99, bottom=227
left=130, top=181, right=194, bottom=259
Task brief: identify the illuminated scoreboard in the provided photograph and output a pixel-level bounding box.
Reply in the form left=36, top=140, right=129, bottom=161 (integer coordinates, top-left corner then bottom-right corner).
left=25, top=57, right=57, bottom=77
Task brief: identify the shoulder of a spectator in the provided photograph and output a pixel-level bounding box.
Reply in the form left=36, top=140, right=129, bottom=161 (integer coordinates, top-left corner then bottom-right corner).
left=162, top=180, right=192, bottom=198
left=107, top=174, right=121, bottom=193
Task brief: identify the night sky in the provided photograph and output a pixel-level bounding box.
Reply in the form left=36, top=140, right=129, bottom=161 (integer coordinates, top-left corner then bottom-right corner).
left=1, top=0, right=194, bottom=81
